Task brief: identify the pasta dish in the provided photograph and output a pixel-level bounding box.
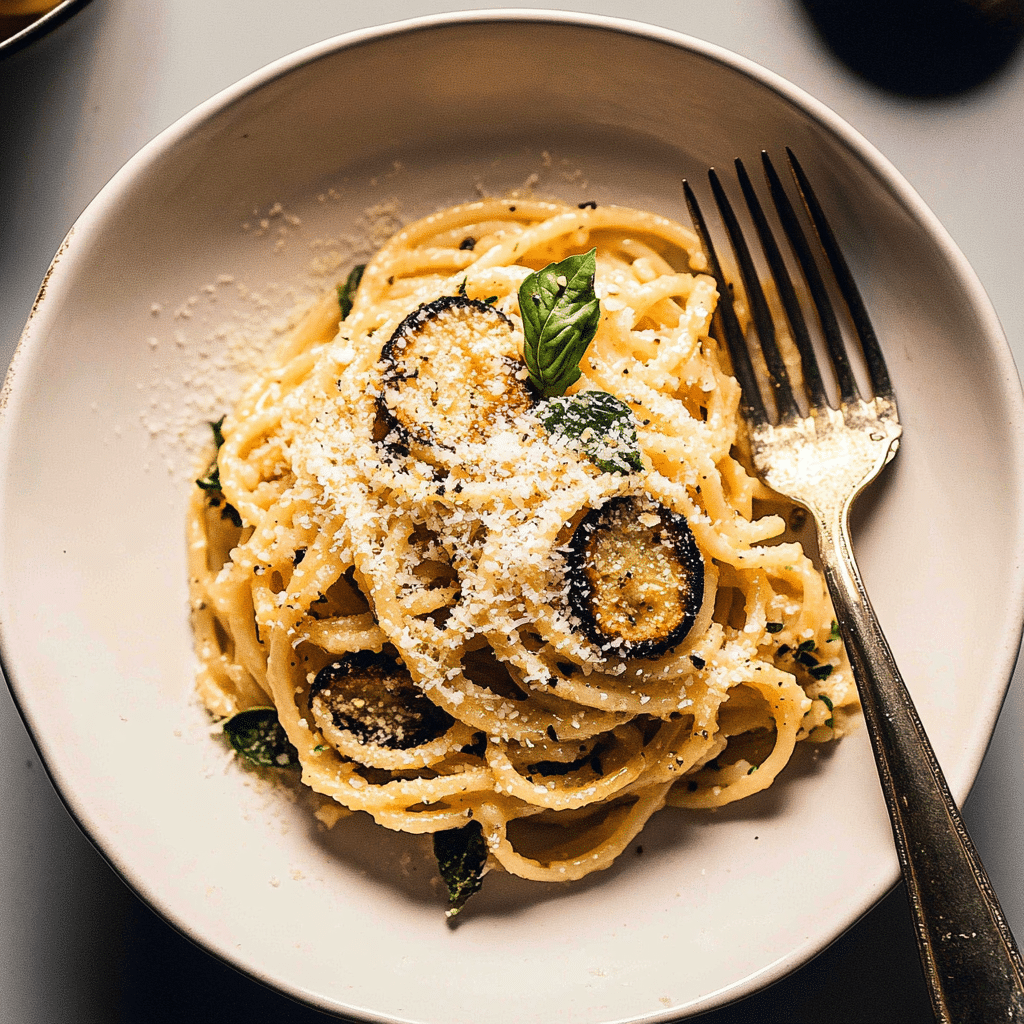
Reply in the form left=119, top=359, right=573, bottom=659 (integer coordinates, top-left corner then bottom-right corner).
left=187, top=198, right=855, bottom=913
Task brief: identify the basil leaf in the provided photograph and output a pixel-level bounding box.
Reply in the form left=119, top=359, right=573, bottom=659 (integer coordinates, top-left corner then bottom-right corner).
left=196, top=417, right=226, bottom=490
left=537, top=390, right=643, bottom=474
left=519, top=249, right=600, bottom=397
left=222, top=707, right=299, bottom=768
left=433, top=820, right=487, bottom=917
left=337, top=263, right=366, bottom=321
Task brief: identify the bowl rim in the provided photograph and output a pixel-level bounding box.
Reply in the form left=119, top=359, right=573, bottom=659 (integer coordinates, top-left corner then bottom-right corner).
left=3, top=8, right=1023, bottom=1021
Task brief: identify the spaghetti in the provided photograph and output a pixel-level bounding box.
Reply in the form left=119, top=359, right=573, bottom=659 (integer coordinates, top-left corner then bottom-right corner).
left=187, top=197, right=856, bottom=900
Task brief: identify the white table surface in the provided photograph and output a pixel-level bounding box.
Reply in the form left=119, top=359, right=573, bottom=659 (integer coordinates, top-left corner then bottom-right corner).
left=1, top=2, right=1021, bottom=1021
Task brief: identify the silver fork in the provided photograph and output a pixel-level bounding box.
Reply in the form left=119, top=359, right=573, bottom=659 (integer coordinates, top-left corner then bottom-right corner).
left=683, top=150, right=1024, bottom=1023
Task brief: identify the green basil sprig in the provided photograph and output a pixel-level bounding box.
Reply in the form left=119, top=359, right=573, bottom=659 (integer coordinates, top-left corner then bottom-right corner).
left=537, top=391, right=643, bottom=475
left=433, top=819, right=487, bottom=918
left=337, top=263, right=366, bottom=321
left=519, top=249, right=600, bottom=398
left=222, top=707, right=300, bottom=768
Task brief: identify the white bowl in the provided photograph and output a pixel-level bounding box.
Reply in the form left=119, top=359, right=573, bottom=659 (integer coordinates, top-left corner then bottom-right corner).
left=2, top=11, right=1022, bottom=1023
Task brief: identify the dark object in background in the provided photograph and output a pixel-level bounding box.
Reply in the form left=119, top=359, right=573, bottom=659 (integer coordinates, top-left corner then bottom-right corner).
left=799, top=0, right=1024, bottom=97
left=0, top=0, right=93, bottom=60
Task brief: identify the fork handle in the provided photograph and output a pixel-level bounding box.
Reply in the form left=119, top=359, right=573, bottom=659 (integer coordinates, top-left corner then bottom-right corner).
left=816, top=505, right=1024, bottom=1023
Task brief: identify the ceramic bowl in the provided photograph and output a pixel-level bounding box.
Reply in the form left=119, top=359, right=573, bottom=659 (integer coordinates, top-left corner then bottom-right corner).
left=2, top=11, right=1021, bottom=1023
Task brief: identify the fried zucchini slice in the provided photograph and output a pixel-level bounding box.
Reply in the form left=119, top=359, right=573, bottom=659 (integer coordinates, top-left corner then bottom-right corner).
left=378, top=295, right=533, bottom=451
left=566, top=496, right=706, bottom=659
left=310, top=650, right=454, bottom=750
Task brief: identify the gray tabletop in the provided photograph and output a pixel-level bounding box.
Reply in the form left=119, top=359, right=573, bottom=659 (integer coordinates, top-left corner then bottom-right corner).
left=1, top=2, right=1022, bottom=1021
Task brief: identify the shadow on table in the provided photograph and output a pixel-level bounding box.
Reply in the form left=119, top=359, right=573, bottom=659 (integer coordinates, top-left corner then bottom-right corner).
left=796, top=0, right=1024, bottom=97
left=0, top=0, right=106, bottom=359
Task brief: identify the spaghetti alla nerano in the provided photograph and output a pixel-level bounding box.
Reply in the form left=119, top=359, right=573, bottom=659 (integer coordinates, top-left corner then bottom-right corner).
left=188, top=197, right=857, bottom=914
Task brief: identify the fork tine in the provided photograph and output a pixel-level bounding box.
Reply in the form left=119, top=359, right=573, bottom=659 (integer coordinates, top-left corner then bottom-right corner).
left=733, top=158, right=831, bottom=413
left=761, top=152, right=862, bottom=407
left=786, top=148, right=895, bottom=402
left=707, top=168, right=801, bottom=422
left=682, top=178, right=768, bottom=427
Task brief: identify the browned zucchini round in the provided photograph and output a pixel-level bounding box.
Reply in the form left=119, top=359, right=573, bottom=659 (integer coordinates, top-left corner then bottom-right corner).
left=566, top=496, right=705, bottom=659
left=310, top=650, right=454, bottom=749
left=377, top=295, right=533, bottom=451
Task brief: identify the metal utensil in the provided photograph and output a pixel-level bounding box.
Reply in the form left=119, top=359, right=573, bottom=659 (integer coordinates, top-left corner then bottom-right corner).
left=683, top=149, right=1024, bottom=1023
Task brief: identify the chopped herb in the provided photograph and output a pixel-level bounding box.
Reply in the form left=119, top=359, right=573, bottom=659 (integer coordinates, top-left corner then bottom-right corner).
left=209, top=416, right=226, bottom=449
left=337, top=264, right=366, bottom=320
left=196, top=417, right=226, bottom=490
left=222, top=707, right=299, bottom=768
left=795, top=649, right=820, bottom=669
left=828, top=619, right=841, bottom=642
left=197, top=418, right=241, bottom=529
left=457, top=277, right=468, bottom=297
left=810, top=663, right=834, bottom=681
left=433, top=820, right=487, bottom=917
left=797, top=640, right=817, bottom=652
left=221, top=503, right=242, bottom=528
left=484, top=295, right=498, bottom=305
left=519, top=249, right=600, bottom=397
left=765, top=621, right=784, bottom=633
left=776, top=644, right=791, bottom=657
left=536, top=390, right=642, bottom=474
left=818, top=693, right=835, bottom=728
left=747, top=764, right=759, bottom=775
